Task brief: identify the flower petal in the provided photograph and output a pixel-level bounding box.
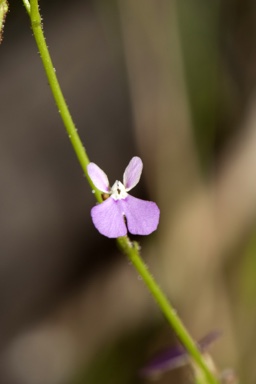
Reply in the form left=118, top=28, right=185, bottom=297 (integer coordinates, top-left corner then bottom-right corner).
left=139, top=331, right=221, bottom=378
left=139, top=345, right=188, bottom=378
left=91, top=197, right=127, bottom=238
left=87, top=162, right=110, bottom=193
left=123, top=156, right=143, bottom=191
left=120, top=195, right=160, bottom=235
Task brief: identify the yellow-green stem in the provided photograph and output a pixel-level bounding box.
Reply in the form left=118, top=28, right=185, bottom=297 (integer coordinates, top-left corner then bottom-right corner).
left=29, top=0, right=102, bottom=201
left=118, top=237, right=219, bottom=384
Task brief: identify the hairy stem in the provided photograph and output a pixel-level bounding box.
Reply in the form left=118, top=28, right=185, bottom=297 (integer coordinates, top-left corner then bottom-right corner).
left=22, top=0, right=30, bottom=13
left=25, top=0, right=102, bottom=201
left=22, top=1, right=219, bottom=383
left=118, top=237, right=219, bottom=384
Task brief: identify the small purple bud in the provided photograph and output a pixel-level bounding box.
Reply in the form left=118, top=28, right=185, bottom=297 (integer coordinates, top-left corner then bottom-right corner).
left=139, top=331, right=221, bottom=378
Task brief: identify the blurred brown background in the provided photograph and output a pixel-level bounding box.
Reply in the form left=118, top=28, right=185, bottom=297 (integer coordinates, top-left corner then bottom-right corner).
left=0, top=0, right=256, bottom=383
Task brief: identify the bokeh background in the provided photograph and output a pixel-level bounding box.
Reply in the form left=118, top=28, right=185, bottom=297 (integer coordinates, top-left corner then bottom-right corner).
left=1, top=0, right=256, bottom=383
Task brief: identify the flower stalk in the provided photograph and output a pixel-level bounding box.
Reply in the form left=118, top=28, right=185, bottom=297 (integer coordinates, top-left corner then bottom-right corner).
left=26, top=0, right=102, bottom=202
left=22, top=1, right=220, bottom=383
left=118, top=237, right=219, bottom=384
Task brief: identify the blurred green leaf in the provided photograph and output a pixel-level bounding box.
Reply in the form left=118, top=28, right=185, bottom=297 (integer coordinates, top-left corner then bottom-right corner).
left=176, top=0, right=220, bottom=170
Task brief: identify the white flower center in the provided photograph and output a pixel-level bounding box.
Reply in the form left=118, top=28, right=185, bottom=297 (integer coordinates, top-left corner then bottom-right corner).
left=111, top=180, right=128, bottom=200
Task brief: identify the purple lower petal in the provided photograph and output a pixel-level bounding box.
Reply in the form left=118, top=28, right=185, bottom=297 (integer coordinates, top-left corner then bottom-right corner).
left=120, top=195, right=160, bottom=235
left=91, top=198, right=127, bottom=238
left=139, top=346, right=188, bottom=377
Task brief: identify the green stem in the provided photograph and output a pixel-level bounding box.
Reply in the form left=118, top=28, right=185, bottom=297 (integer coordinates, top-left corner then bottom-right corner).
left=22, top=0, right=30, bottom=13
left=22, top=2, right=219, bottom=383
left=118, top=237, right=218, bottom=384
left=26, top=0, right=102, bottom=201
left=0, top=0, right=9, bottom=42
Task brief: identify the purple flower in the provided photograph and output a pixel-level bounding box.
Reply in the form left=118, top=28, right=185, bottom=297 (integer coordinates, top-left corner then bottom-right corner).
left=139, top=331, right=221, bottom=378
left=87, top=156, right=160, bottom=238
